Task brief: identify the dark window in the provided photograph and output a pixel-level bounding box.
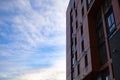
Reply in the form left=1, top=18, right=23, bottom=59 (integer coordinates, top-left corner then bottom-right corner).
left=102, top=68, right=110, bottom=80
left=76, top=21, right=78, bottom=29
left=95, top=11, right=104, bottom=41
left=75, top=9, right=77, bottom=17
left=81, top=40, right=84, bottom=52
left=72, top=70, right=75, bottom=79
left=96, top=10, right=102, bottom=26
left=70, top=10, right=73, bottom=33
left=82, top=7, right=84, bottom=17
left=95, top=11, right=105, bottom=44
left=98, top=25, right=104, bottom=39
left=70, top=11, right=74, bottom=54
left=81, top=0, right=84, bottom=8
left=75, top=52, right=77, bottom=61
left=81, top=0, right=83, bottom=3
left=70, top=10, right=74, bottom=53
left=81, top=0, right=84, bottom=17
left=75, top=37, right=77, bottom=45
left=77, top=64, right=80, bottom=75
left=74, top=2, right=75, bottom=8
left=111, top=64, right=115, bottom=78
left=95, top=10, right=107, bottom=65
left=97, top=75, right=102, bottom=80
left=81, top=25, right=83, bottom=35
left=104, top=0, right=111, bottom=14
left=97, top=23, right=105, bottom=45
left=96, top=68, right=110, bottom=80
left=99, top=43, right=108, bottom=65
left=85, top=54, right=88, bottom=67
left=119, top=0, right=120, bottom=6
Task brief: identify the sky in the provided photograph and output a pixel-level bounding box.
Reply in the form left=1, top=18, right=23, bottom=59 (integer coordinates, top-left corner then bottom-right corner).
left=0, top=0, right=69, bottom=80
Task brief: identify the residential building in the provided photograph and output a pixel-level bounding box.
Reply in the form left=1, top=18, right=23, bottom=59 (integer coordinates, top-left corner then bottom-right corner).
left=66, top=0, right=120, bottom=80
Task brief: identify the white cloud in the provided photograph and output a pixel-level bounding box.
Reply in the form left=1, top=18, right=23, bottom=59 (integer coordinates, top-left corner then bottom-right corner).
left=0, top=0, right=69, bottom=80
left=11, top=53, right=66, bottom=80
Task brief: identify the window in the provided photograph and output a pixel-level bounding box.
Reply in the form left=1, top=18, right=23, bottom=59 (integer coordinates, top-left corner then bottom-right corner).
left=81, top=40, right=84, bottom=52
left=81, top=25, right=83, bottom=36
left=72, top=44, right=75, bottom=53
left=81, top=0, right=83, bottom=3
left=82, top=7, right=84, bottom=17
left=77, top=64, right=80, bottom=75
left=97, top=75, right=102, bottom=80
left=75, top=52, right=77, bottom=61
left=95, top=10, right=104, bottom=39
left=106, top=12, right=116, bottom=33
left=87, top=0, right=92, bottom=8
left=97, top=23, right=105, bottom=45
left=102, top=68, right=110, bottom=80
left=104, top=0, right=116, bottom=34
left=111, top=64, right=115, bottom=78
left=105, top=76, right=110, bottom=80
left=95, top=10, right=107, bottom=65
left=98, top=25, right=104, bottom=39
left=81, top=0, right=84, bottom=8
left=75, top=37, right=77, bottom=45
left=74, top=2, right=75, bottom=8
left=76, top=21, right=78, bottom=29
left=81, top=0, right=84, bottom=17
left=88, top=0, right=91, bottom=5
left=70, top=10, right=73, bottom=23
left=119, top=0, right=120, bottom=6
left=96, top=10, right=102, bottom=26
left=75, top=9, right=77, bottom=17
left=72, top=70, right=75, bottom=80
left=85, top=54, right=88, bottom=68
left=96, top=68, right=110, bottom=80
left=70, top=10, right=73, bottom=33
left=99, top=43, right=107, bottom=65
left=104, top=0, right=111, bottom=14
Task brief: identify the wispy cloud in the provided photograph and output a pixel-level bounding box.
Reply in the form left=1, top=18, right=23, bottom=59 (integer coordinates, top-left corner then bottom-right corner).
left=12, top=58, right=66, bottom=80
left=0, top=0, right=69, bottom=80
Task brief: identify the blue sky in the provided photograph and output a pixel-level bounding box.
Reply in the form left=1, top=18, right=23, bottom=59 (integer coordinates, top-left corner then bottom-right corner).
left=0, top=0, right=69, bottom=80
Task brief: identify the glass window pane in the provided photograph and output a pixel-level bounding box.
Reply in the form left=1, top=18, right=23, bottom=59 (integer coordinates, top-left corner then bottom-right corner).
left=99, top=43, right=107, bottom=65
left=110, top=24, right=115, bottom=32
left=97, top=76, right=102, bottom=80
left=98, top=26, right=104, bottom=38
left=107, top=16, right=111, bottom=28
left=111, top=13, right=115, bottom=24
left=88, top=0, right=91, bottom=4
left=106, top=75, right=110, bottom=80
